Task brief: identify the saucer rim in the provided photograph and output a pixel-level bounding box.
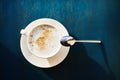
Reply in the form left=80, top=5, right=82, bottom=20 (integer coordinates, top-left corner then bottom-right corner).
left=20, top=18, right=70, bottom=68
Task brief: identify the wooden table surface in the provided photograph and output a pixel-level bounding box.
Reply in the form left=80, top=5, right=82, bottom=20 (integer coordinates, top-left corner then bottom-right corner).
left=1, top=0, right=120, bottom=80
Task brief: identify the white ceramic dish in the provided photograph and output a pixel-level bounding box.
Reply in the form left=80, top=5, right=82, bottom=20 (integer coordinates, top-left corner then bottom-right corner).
left=20, top=18, right=70, bottom=68
left=21, top=19, right=62, bottom=58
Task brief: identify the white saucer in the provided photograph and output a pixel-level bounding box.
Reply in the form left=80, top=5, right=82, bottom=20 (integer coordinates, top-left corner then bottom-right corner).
left=20, top=18, right=70, bottom=68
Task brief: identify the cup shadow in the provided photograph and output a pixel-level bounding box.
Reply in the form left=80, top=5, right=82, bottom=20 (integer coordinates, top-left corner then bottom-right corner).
left=43, top=42, right=115, bottom=80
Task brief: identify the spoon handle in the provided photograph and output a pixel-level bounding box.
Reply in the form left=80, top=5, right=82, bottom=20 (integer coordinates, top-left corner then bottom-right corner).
left=75, top=40, right=101, bottom=43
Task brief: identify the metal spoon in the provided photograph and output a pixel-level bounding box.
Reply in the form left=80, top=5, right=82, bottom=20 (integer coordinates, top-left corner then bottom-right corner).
left=60, top=36, right=101, bottom=46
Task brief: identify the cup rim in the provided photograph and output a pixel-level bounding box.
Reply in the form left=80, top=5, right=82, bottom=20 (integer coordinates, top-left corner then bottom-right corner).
left=24, top=18, right=64, bottom=58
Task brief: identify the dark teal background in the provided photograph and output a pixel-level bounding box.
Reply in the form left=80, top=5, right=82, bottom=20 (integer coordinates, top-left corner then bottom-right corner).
left=1, top=0, right=120, bottom=80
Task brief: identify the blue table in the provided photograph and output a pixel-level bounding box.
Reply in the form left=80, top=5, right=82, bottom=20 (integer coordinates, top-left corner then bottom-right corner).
left=1, top=0, right=120, bottom=80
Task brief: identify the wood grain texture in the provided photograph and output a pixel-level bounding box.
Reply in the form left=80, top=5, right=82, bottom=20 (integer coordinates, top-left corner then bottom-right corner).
left=1, top=0, right=120, bottom=80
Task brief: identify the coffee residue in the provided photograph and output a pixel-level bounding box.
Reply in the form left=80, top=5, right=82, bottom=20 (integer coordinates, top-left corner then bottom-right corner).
left=35, top=29, right=52, bottom=50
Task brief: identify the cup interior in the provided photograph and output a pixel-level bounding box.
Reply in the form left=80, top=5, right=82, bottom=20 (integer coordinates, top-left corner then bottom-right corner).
left=27, top=24, right=61, bottom=58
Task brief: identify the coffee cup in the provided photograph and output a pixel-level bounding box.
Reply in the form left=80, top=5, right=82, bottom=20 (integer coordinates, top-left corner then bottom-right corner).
left=20, top=19, right=62, bottom=58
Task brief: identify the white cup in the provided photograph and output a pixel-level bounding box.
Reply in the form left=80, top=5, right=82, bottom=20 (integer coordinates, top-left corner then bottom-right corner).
left=20, top=18, right=62, bottom=58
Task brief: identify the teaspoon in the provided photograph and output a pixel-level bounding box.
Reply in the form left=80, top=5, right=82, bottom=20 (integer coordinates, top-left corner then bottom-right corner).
left=60, top=36, right=101, bottom=46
